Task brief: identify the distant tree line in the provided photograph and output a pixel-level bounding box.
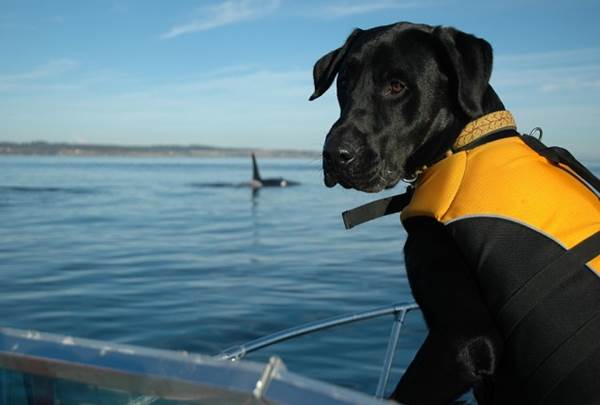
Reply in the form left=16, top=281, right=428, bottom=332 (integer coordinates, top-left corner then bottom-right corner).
left=0, top=141, right=319, bottom=158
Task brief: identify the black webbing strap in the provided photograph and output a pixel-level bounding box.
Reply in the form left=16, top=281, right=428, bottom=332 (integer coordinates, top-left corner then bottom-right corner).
left=497, top=230, right=600, bottom=401
left=452, top=128, right=519, bottom=153
left=528, top=312, right=600, bottom=403
left=521, top=135, right=600, bottom=195
left=497, top=230, right=600, bottom=338
left=341, top=187, right=414, bottom=230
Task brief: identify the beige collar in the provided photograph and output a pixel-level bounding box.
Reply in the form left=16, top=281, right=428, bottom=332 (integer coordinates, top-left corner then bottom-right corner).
left=452, top=110, right=517, bottom=150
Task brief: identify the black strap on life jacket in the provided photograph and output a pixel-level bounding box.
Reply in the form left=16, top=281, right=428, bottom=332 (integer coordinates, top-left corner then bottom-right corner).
left=341, top=187, right=413, bottom=230
left=521, top=135, right=600, bottom=196
left=527, top=312, right=600, bottom=403
left=452, top=128, right=519, bottom=153
left=497, top=230, right=600, bottom=401
left=498, top=230, right=600, bottom=338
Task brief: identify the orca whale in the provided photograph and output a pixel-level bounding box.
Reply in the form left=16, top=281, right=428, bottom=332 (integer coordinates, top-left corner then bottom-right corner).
left=187, top=154, right=300, bottom=190
left=251, top=153, right=299, bottom=188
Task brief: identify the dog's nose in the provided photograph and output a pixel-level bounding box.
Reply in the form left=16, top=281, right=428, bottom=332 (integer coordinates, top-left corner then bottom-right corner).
left=324, top=145, right=356, bottom=166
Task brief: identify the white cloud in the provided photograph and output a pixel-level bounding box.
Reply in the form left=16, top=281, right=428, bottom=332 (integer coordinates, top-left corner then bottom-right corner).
left=0, top=59, right=79, bottom=90
left=490, top=47, right=600, bottom=158
left=495, top=47, right=600, bottom=66
left=493, top=47, right=600, bottom=93
left=160, top=0, right=280, bottom=39
left=317, top=0, right=425, bottom=18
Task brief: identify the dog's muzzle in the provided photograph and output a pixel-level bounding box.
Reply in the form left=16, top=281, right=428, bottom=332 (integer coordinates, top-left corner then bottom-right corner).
left=322, top=145, right=398, bottom=192
left=322, top=146, right=356, bottom=188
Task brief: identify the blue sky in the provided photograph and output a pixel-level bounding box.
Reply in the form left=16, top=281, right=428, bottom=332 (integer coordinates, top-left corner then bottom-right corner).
left=1, top=0, right=599, bottom=158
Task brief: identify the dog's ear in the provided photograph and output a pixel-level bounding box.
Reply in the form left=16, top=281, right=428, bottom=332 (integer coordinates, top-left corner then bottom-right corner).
left=309, top=28, right=363, bottom=101
left=433, top=26, right=493, bottom=119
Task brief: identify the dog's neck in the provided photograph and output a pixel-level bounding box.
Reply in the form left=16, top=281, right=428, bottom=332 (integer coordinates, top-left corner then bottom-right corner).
left=407, top=110, right=516, bottom=180
left=406, top=86, right=509, bottom=179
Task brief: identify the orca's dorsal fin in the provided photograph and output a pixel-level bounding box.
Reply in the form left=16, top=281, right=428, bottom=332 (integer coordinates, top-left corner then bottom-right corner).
left=251, top=153, right=261, bottom=182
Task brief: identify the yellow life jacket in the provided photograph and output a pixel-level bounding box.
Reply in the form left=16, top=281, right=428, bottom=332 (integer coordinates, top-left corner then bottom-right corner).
left=342, top=110, right=600, bottom=401
left=399, top=111, right=600, bottom=401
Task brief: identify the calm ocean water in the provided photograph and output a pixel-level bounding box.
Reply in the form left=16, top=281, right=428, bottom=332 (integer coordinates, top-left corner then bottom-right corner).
left=0, top=155, right=425, bottom=396
left=2, top=156, right=599, bottom=398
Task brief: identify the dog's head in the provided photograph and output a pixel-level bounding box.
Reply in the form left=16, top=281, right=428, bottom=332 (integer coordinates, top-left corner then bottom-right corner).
left=310, top=22, right=498, bottom=192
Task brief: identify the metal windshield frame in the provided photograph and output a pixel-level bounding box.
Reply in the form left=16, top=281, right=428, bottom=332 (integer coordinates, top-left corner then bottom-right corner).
left=218, top=302, right=420, bottom=398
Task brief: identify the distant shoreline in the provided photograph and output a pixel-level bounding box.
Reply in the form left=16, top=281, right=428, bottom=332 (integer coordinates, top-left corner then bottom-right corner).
left=0, top=141, right=320, bottom=159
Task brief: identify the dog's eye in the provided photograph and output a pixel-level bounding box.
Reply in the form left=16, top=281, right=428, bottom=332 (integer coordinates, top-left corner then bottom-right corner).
left=388, top=80, right=406, bottom=95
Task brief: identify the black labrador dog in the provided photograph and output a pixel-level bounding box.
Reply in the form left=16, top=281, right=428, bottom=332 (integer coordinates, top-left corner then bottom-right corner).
left=309, top=22, right=600, bottom=404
